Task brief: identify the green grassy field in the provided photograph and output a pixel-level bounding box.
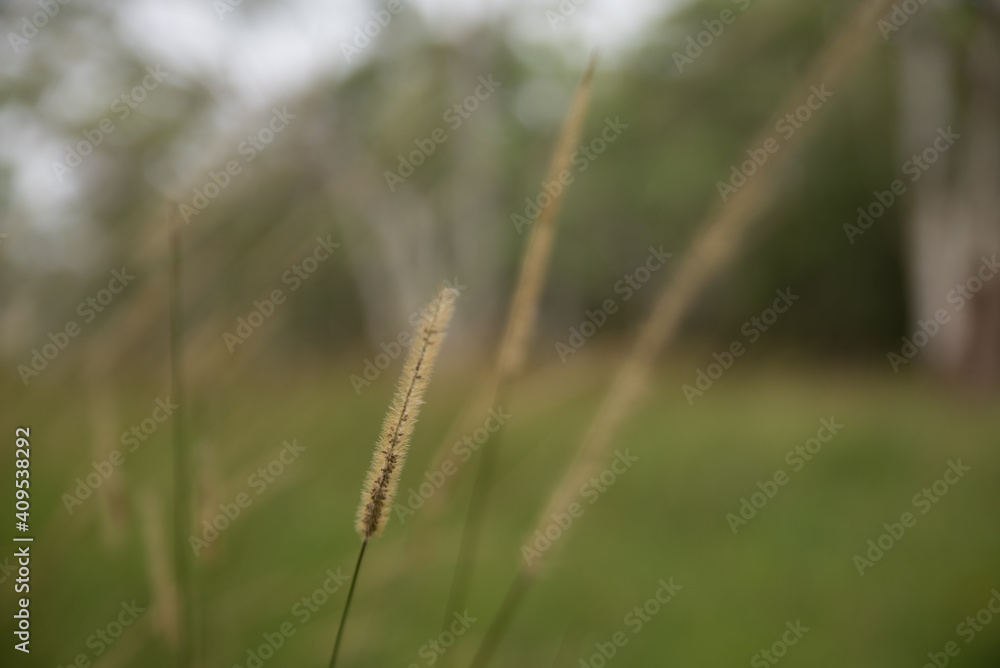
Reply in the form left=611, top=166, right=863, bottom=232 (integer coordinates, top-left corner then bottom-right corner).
left=10, top=354, right=1000, bottom=667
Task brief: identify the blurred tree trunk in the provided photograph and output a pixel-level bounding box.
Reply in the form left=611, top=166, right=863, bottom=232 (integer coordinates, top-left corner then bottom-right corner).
left=315, top=33, right=506, bottom=344
left=955, top=17, right=1000, bottom=386
left=899, top=8, right=1000, bottom=387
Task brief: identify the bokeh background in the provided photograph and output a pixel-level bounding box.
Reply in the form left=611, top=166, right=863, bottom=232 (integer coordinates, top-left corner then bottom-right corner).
left=1, top=0, right=999, bottom=666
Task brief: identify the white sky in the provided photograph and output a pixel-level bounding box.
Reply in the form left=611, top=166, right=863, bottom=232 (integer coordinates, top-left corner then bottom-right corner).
left=0, top=0, right=680, bottom=268
left=116, top=0, right=678, bottom=102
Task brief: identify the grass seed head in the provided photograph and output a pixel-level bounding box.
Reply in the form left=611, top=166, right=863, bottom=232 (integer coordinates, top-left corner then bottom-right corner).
left=355, top=285, right=457, bottom=539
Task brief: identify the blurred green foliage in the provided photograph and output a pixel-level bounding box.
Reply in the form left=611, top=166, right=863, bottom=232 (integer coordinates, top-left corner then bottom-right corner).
left=13, top=360, right=1000, bottom=666
left=5, top=0, right=986, bottom=362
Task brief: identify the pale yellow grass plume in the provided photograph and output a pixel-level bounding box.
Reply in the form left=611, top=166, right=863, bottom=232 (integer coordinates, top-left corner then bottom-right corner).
left=137, top=491, right=179, bottom=649
left=414, top=54, right=599, bottom=522
left=86, top=361, right=129, bottom=550
left=356, top=285, right=457, bottom=539
left=498, top=50, right=598, bottom=378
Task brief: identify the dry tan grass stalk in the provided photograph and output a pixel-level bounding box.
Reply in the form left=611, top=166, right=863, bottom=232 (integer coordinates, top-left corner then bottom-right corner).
left=428, top=55, right=600, bottom=623
left=137, top=491, right=180, bottom=650
left=412, top=54, right=599, bottom=527
left=498, top=51, right=599, bottom=378
left=356, top=285, right=457, bottom=539
left=85, top=355, right=129, bottom=550
left=166, top=208, right=195, bottom=668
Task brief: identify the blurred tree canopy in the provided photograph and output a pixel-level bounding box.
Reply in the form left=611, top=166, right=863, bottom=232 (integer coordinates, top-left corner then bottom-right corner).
left=2, top=0, right=997, bottom=383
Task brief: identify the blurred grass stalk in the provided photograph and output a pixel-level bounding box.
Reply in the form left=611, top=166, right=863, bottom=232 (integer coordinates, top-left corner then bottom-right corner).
left=168, top=211, right=195, bottom=667
left=438, top=53, right=598, bottom=625
left=468, top=0, right=896, bottom=665
left=138, top=491, right=180, bottom=650
left=85, top=357, right=129, bottom=551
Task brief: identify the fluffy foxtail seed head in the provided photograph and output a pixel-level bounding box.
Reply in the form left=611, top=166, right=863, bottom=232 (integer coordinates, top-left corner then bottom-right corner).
left=356, top=286, right=457, bottom=539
